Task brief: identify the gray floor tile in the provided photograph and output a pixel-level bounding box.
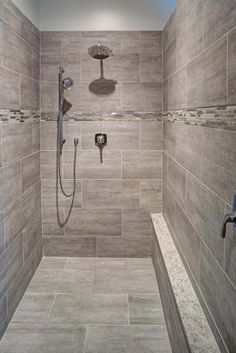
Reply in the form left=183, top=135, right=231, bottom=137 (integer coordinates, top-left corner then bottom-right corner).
left=94, top=268, right=158, bottom=293
left=0, top=324, right=86, bottom=353
left=129, top=294, right=165, bottom=325
left=65, top=257, right=126, bottom=271
left=84, top=325, right=172, bottom=353
left=126, top=258, right=154, bottom=270
left=11, top=293, right=55, bottom=324
left=38, top=257, right=67, bottom=269
left=49, top=293, right=128, bottom=325
left=27, top=269, right=94, bottom=294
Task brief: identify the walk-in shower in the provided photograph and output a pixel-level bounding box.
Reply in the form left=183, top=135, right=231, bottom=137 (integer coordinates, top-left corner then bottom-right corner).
left=57, top=67, right=79, bottom=225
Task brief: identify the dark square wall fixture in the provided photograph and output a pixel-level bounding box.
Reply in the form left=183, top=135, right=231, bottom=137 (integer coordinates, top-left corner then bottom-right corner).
left=0, top=1, right=235, bottom=353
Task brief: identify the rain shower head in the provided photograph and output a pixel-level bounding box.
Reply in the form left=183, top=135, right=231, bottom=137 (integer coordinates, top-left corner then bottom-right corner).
left=63, top=77, right=73, bottom=90
left=88, top=42, right=113, bottom=60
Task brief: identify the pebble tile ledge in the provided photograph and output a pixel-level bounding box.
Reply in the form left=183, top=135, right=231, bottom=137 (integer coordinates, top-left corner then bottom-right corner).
left=151, top=214, right=220, bottom=353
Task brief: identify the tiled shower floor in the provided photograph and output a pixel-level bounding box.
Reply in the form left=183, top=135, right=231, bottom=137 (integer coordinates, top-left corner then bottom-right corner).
left=0, top=257, right=172, bottom=353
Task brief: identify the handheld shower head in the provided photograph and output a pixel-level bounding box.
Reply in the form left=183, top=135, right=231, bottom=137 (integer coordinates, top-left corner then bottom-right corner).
left=63, top=77, right=73, bottom=90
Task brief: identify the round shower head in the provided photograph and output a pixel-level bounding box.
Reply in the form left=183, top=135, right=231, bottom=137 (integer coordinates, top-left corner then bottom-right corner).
left=88, top=42, right=113, bottom=60
left=63, top=77, right=73, bottom=90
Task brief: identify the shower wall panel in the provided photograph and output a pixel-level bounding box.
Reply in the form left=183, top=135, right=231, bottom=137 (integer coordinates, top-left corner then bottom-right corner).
left=41, top=118, right=163, bottom=257
left=0, top=0, right=41, bottom=339
left=163, top=1, right=236, bottom=352
left=40, top=30, right=163, bottom=257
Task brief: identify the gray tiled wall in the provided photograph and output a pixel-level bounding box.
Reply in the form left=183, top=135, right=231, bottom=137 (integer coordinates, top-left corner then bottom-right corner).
left=0, top=0, right=41, bottom=339
left=40, top=29, right=164, bottom=257
left=41, top=119, right=163, bottom=257
left=163, top=1, right=236, bottom=352
left=40, top=31, right=163, bottom=113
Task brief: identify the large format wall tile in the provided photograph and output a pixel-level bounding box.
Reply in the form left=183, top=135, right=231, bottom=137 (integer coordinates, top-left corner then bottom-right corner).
left=65, top=209, right=122, bottom=236
left=163, top=182, right=176, bottom=231
left=122, top=82, right=162, bottom=111
left=21, top=152, right=40, bottom=193
left=167, top=66, right=187, bottom=110
left=4, top=187, right=36, bottom=248
left=140, top=179, right=162, bottom=212
left=0, top=235, right=23, bottom=299
left=43, top=236, right=97, bottom=257
left=41, top=52, right=80, bottom=81
left=20, top=77, right=39, bottom=111
left=21, top=16, right=40, bottom=50
left=204, top=0, right=236, bottom=48
left=175, top=124, right=202, bottom=179
left=41, top=179, right=81, bottom=208
left=167, top=156, right=186, bottom=209
left=141, top=53, right=162, bottom=82
left=0, top=66, right=19, bottom=110
left=2, top=26, right=33, bottom=77
left=64, top=150, right=121, bottom=180
left=40, top=81, right=58, bottom=112
left=122, top=151, right=162, bottom=180
left=175, top=202, right=201, bottom=281
left=187, top=37, right=227, bottom=108
left=123, top=209, right=154, bottom=237
left=0, top=213, right=4, bottom=255
left=176, top=0, right=203, bottom=68
left=200, top=244, right=236, bottom=352
left=228, top=28, right=236, bottom=105
left=0, top=0, right=41, bottom=340
left=82, top=180, right=140, bottom=209
left=185, top=174, right=225, bottom=266
left=22, top=213, right=41, bottom=262
left=97, top=237, right=152, bottom=257
left=201, top=128, right=236, bottom=205
left=0, top=162, right=21, bottom=212
left=122, top=36, right=162, bottom=54
left=0, top=294, right=7, bottom=339
left=2, top=123, right=32, bottom=164
left=140, top=120, right=163, bottom=150
left=163, top=39, right=176, bottom=79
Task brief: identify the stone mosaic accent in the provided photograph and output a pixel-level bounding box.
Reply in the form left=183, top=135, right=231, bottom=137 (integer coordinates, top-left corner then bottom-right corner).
left=0, top=110, right=40, bottom=123
left=164, top=106, right=236, bottom=130
left=152, top=214, right=220, bottom=353
left=41, top=111, right=163, bottom=121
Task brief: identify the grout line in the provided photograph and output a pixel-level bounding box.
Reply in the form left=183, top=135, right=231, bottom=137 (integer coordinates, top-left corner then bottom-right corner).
left=163, top=181, right=236, bottom=293
left=82, top=325, right=88, bottom=353
left=127, top=293, right=130, bottom=325
left=47, top=294, right=57, bottom=319
left=164, top=150, right=231, bottom=206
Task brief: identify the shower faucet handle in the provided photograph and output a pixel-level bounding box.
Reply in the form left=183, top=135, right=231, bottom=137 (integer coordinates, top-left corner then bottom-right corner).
left=95, top=133, right=107, bottom=163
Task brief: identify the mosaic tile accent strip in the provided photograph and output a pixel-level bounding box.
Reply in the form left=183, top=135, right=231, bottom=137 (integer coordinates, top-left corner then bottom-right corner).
left=164, top=106, right=236, bottom=130
left=0, top=110, right=40, bottom=123
left=40, top=112, right=163, bottom=121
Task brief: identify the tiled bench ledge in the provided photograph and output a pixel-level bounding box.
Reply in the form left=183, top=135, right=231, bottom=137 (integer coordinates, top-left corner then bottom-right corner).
left=151, top=214, right=220, bottom=353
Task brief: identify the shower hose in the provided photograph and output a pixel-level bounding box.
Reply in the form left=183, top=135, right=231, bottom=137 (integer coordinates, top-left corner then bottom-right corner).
left=58, top=137, right=79, bottom=198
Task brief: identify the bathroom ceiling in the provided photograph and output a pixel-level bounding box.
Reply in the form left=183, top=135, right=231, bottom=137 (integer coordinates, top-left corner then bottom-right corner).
left=13, top=0, right=178, bottom=30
